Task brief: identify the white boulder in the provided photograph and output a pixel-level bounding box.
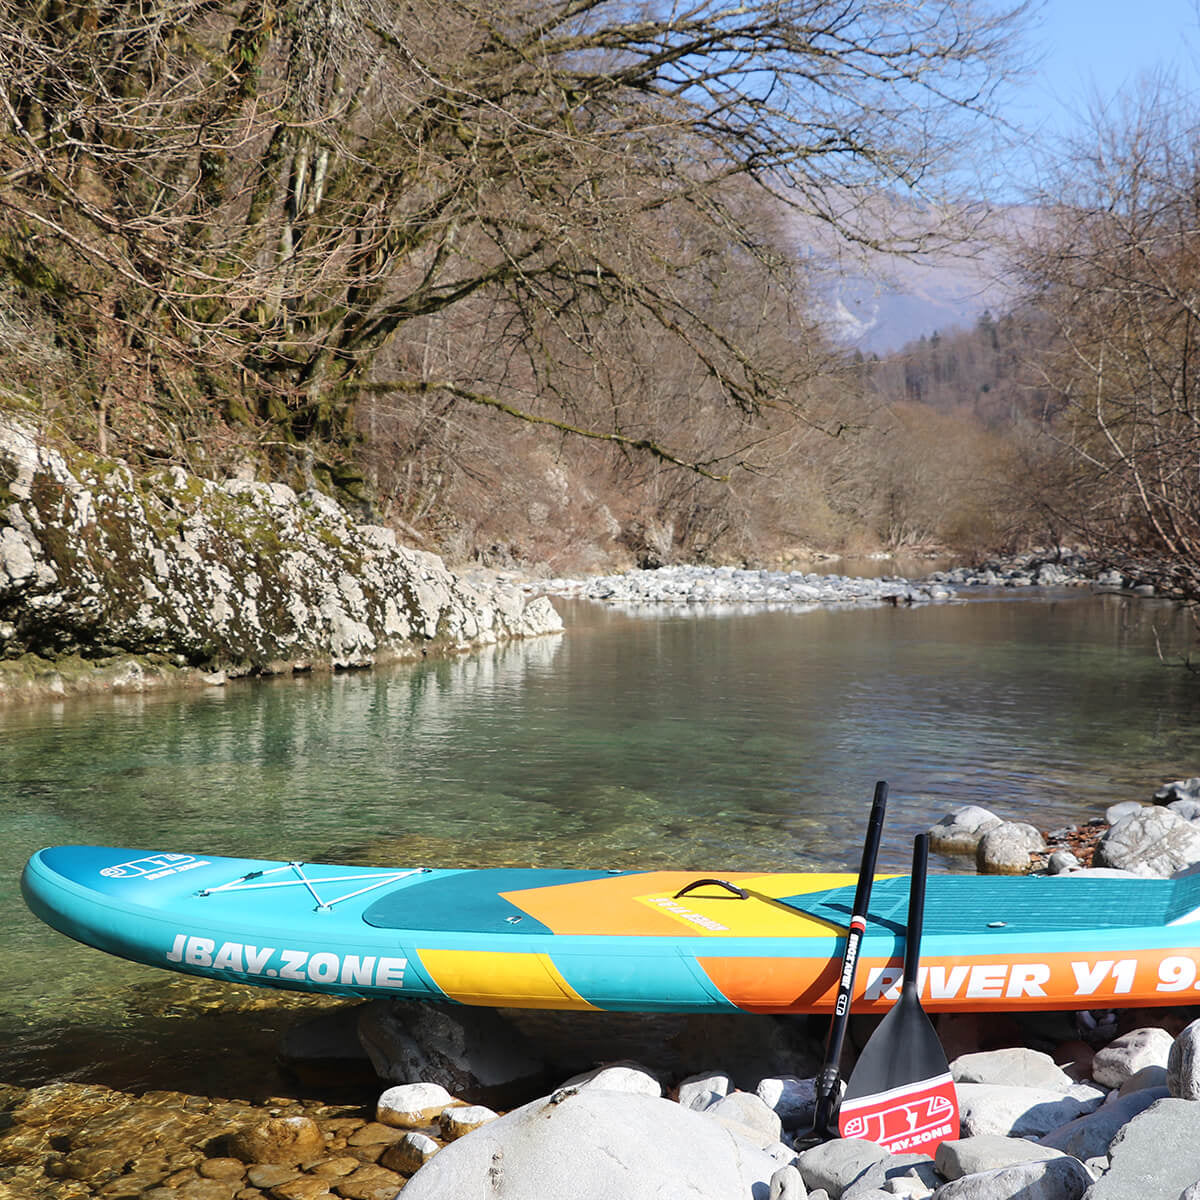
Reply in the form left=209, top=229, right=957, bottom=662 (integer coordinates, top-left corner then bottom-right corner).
left=399, top=1088, right=787, bottom=1200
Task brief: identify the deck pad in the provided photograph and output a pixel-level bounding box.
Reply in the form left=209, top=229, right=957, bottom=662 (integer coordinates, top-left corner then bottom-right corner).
left=782, top=875, right=1187, bottom=936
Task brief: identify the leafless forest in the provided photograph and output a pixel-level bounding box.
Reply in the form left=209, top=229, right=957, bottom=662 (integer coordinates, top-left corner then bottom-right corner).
left=2, top=1, right=1198, bottom=590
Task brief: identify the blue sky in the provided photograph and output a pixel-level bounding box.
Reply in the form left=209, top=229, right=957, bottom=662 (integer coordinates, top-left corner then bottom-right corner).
left=1016, top=0, right=1200, bottom=139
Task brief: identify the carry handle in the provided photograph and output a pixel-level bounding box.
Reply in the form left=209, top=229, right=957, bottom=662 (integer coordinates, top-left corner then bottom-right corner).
left=673, top=878, right=749, bottom=901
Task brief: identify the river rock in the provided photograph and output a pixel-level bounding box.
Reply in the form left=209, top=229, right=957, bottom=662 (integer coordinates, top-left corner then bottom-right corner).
left=347, top=1121, right=407, bottom=1146
left=1037, top=1086, right=1169, bottom=1159
left=1048, top=849, right=1082, bottom=874
left=225, top=1117, right=326, bottom=1165
left=928, top=808, right=1004, bottom=855
left=952, top=1050, right=1075, bottom=1093
left=1094, top=809, right=1200, bottom=876
left=197, top=1158, right=247, bottom=1182
left=794, top=1138, right=891, bottom=1197
left=1082, top=1098, right=1200, bottom=1199
left=376, top=1082, right=455, bottom=1128
left=379, top=1131, right=440, bottom=1175
left=758, top=1076, right=817, bottom=1126
left=770, top=1163, right=807, bottom=1199
left=1168, top=799, right=1200, bottom=821
left=1154, top=778, right=1200, bottom=805
left=1118, top=1065, right=1167, bottom=1095
left=561, top=1063, right=661, bottom=1096
left=0, top=415, right=561, bottom=694
left=955, top=1084, right=1102, bottom=1138
left=1104, top=802, right=1145, bottom=825
left=679, top=1070, right=733, bottom=1111
left=934, top=1135, right=1075, bottom=1179
left=703, top=1091, right=783, bottom=1146
left=842, top=1154, right=941, bottom=1198
left=335, top=1163, right=404, bottom=1199
left=976, top=822, right=1046, bottom=874
left=398, top=1088, right=787, bottom=1200
left=1167, top=1019, right=1200, bottom=1099
left=1090, top=1027, right=1174, bottom=1088
left=357, top=1000, right=547, bottom=1104
left=930, top=1155, right=1094, bottom=1200
left=439, top=1104, right=498, bottom=1141
left=246, top=1164, right=301, bottom=1188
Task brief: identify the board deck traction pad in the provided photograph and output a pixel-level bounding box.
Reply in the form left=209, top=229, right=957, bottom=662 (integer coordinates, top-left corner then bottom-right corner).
left=21, top=845, right=1200, bottom=1015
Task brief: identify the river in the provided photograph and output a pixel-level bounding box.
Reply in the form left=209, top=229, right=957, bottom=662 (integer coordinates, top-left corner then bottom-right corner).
left=3, top=586, right=1199, bottom=1091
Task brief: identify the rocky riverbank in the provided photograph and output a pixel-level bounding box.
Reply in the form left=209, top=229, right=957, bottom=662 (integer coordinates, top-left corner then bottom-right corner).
left=525, top=551, right=1155, bottom=611
left=530, top=564, right=956, bottom=608
left=8, top=781, right=1200, bottom=1199
left=0, top=417, right=561, bottom=703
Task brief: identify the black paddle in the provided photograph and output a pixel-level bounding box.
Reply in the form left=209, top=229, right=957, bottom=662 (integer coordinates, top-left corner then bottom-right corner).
left=836, top=833, right=959, bottom=1156
left=798, top=780, right=888, bottom=1144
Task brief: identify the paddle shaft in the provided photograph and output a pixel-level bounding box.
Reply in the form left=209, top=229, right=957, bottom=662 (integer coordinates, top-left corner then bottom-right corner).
left=902, top=833, right=928, bottom=992
left=811, top=780, right=888, bottom=1135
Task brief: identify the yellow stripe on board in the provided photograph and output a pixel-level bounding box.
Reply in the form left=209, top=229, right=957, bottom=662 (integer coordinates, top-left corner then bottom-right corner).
left=417, top=948, right=599, bottom=1009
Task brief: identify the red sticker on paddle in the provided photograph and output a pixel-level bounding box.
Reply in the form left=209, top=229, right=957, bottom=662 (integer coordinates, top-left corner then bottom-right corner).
left=837, top=1072, right=959, bottom=1156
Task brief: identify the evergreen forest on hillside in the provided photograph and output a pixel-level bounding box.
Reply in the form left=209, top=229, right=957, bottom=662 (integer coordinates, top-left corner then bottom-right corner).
left=2, top=0, right=1199, bottom=593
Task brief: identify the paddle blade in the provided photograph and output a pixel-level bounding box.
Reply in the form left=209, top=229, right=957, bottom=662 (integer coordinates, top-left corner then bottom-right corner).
left=837, top=990, right=959, bottom=1155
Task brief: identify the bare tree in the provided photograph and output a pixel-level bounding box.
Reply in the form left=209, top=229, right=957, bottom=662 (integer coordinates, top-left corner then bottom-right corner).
left=1009, top=80, right=1200, bottom=594
left=2, top=0, right=1030, bottom=483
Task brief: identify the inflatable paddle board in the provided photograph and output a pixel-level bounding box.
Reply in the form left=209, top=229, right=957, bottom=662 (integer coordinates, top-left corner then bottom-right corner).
left=21, top=845, right=1200, bottom=1013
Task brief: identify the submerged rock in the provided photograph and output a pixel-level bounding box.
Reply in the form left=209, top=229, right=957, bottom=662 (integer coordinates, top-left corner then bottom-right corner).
left=357, top=1001, right=548, bottom=1106
left=225, top=1116, right=325, bottom=1164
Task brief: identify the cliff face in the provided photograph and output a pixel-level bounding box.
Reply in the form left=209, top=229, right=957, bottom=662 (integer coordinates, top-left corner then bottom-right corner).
left=0, top=417, right=561, bottom=699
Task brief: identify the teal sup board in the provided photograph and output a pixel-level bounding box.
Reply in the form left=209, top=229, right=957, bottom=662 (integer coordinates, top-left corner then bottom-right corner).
left=21, top=845, right=1200, bottom=1013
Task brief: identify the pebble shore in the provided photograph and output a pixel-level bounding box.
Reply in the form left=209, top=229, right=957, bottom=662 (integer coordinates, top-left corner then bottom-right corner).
left=525, top=551, right=1130, bottom=609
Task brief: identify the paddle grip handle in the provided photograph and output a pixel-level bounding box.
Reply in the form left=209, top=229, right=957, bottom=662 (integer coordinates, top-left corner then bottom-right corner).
left=903, top=833, right=929, bottom=990
left=850, top=781, right=888, bottom=920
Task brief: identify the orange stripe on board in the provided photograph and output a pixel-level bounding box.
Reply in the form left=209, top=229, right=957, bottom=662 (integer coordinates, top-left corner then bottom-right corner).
left=700, top=947, right=1200, bottom=1014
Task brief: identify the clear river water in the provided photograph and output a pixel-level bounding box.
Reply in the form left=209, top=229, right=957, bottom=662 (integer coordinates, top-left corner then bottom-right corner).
left=3, top=586, right=1200, bottom=1093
